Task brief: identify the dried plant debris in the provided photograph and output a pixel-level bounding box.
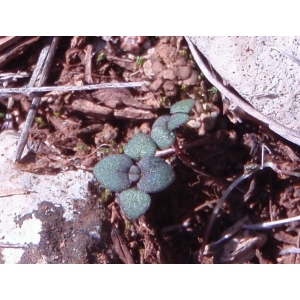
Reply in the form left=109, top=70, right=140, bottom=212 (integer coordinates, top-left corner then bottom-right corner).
left=1, top=37, right=300, bottom=264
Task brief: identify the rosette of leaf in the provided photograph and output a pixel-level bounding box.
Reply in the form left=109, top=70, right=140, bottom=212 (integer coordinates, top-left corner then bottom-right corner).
left=119, top=188, right=151, bottom=220
left=124, top=133, right=157, bottom=160
left=137, top=156, right=175, bottom=193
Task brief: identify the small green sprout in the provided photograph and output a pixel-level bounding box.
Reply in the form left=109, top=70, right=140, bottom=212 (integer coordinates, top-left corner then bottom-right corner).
left=160, top=97, right=168, bottom=107
left=179, top=49, right=188, bottom=58
left=101, top=148, right=110, bottom=155
left=100, top=189, right=112, bottom=204
left=208, top=87, right=218, bottom=94
left=53, top=110, right=63, bottom=118
left=97, top=52, right=106, bottom=62
left=125, top=220, right=132, bottom=231
left=117, top=146, right=124, bottom=154
left=198, top=72, right=205, bottom=80
left=35, top=116, right=47, bottom=128
left=0, top=112, right=5, bottom=119
left=181, top=84, right=189, bottom=92
left=76, top=144, right=89, bottom=152
left=136, top=56, right=145, bottom=67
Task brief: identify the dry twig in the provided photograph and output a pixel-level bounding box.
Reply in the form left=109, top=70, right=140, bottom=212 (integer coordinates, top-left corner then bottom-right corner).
left=15, top=37, right=60, bottom=162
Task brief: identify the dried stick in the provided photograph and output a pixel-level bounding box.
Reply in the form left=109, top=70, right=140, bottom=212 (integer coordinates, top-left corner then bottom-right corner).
left=0, top=242, right=28, bottom=248
left=244, top=215, right=300, bottom=230
left=15, top=37, right=60, bottom=162
left=0, top=81, right=150, bottom=96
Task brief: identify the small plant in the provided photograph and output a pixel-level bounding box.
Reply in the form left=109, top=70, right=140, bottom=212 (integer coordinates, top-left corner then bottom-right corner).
left=100, top=189, right=112, bottom=204
left=160, top=97, right=168, bottom=107
left=35, top=116, right=47, bottom=128
left=97, top=52, right=106, bottom=62
left=136, top=56, right=145, bottom=67
left=93, top=99, right=195, bottom=220
left=181, top=84, right=189, bottom=92
left=76, top=143, right=89, bottom=152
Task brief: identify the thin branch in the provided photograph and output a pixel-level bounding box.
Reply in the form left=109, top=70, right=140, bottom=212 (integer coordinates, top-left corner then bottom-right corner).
left=15, top=37, right=60, bottom=162
left=0, top=81, right=150, bottom=96
left=244, top=215, right=300, bottom=230
left=279, top=247, right=300, bottom=255
left=0, top=242, right=28, bottom=248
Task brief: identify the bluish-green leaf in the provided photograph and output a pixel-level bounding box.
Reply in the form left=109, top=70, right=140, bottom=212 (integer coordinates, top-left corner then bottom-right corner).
left=167, top=113, right=190, bottom=130
left=170, top=99, right=194, bottom=114
left=119, top=188, right=151, bottom=220
left=93, top=154, right=133, bottom=192
left=150, top=115, right=175, bottom=150
left=124, top=133, right=157, bottom=160
left=128, top=165, right=141, bottom=182
left=137, top=157, right=175, bottom=193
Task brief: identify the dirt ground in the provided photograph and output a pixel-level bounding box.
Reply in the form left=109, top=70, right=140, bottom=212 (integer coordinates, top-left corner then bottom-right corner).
left=1, top=36, right=300, bottom=264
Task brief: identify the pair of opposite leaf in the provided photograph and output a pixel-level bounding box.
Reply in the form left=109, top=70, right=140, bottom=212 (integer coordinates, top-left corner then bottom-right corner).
left=93, top=99, right=194, bottom=220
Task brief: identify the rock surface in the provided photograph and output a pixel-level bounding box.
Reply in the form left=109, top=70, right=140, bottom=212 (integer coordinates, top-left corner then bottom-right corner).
left=188, top=36, right=300, bottom=133
left=0, top=130, right=106, bottom=264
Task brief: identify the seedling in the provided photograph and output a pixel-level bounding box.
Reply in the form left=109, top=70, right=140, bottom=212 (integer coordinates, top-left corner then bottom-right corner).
left=208, top=87, right=218, bottom=94
left=93, top=99, right=195, bottom=220
left=181, top=84, right=189, bottom=92
left=136, top=56, right=145, bottom=67
left=35, top=116, right=47, bottom=128
left=97, top=52, right=106, bottom=62
left=100, top=189, right=112, bottom=204
left=160, top=97, right=168, bottom=107
left=76, top=143, right=89, bottom=153
left=179, top=49, right=188, bottom=58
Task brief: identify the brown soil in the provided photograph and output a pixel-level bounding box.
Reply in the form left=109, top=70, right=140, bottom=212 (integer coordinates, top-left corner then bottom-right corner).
left=1, top=36, right=300, bottom=264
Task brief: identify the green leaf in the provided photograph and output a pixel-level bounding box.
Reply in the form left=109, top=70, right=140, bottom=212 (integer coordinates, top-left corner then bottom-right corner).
left=137, top=157, right=175, bottom=193
left=93, top=154, right=133, bottom=192
left=167, top=113, right=190, bottom=130
left=119, top=188, right=151, bottom=219
left=124, top=133, right=157, bottom=160
left=128, top=165, right=141, bottom=182
left=170, top=99, right=194, bottom=114
left=150, top=115, right=175, bottom=150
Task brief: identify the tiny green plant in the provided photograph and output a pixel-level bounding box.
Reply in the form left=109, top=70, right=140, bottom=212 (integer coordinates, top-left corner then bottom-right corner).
left=97, top=52, right=106, bottom=62
left=136, top=56, right=145, bottom=67
left=93, top=99, right=195, bottom=220
left=35, top=116, right=47, bottom=128
left=181, top=84, right=189, bottom=92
